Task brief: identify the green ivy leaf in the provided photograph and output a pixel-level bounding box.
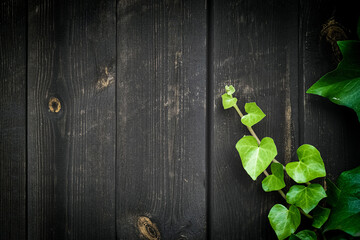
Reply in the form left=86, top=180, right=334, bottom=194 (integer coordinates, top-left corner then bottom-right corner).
left=326, top=178, right=341, bottom=207
left=262, top=163, right=285, bottom=192
left=286, top=144, right=326, bottom=183
left=336, top=165, right=360, bottom=196
left=222, top=93, right=237, bottom=109
left=324, top=166, right=360, bottom=237
left=241, top=102, right=266, bottom=127
left=289, top=230, right=317, bottom=240
left=311, top=206, right=331, bottom=229
left=268, top=204, right=301, bottom=240
left=325, top=195, right=360, bottom=236
left=286, top=184, right=327, bottom=214
left=225, top=85, right=236, bottom=95
left=236, top=136, right=277, bottom=181
left=306, top=40, right=360, bottom=121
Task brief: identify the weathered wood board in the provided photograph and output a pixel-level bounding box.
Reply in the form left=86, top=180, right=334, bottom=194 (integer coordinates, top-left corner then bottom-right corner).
left=28, top=0, right=116, bottom=239
left=0, top=0, right=27, bottom=239
left=116, top=1, right=207, bottom=239
left=210, top=0, right=299, bottom=238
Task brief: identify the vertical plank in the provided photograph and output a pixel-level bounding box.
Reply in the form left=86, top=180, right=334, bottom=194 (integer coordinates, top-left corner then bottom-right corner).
left=210, top=0, right=299, bottom=239
left=300, top=0, right=360, bottom=180
left=28, top=0, right=116, bottom=239
left=116, top=0, right=207, bottom=239
left=0, top=0, right=27, bottom=239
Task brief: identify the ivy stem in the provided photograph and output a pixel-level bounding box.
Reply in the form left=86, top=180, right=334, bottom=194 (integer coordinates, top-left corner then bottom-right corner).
left=233, top=104, right=313, bottom=219
left=300, top=209, right=313, bottom=219
left=234, top=104, right=311, bottom=185
left=234, top=105, right=281, bottom=165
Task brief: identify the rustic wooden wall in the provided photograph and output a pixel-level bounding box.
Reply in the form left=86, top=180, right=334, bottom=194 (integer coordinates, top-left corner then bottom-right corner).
left=0, top=0, right=359, bottom=239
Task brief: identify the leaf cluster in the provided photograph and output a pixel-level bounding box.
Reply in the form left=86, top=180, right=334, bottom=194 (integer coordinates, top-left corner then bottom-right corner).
left=221, top=85, right=360, bottom=239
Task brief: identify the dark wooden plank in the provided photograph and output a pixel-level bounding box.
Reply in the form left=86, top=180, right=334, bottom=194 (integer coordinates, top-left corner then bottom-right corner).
left=0, top=0, right=27, bottom=239
left=210, top=0, right=299, bottom=239
left=116, top=1, right=207, bottom=239
left=300, top=0, right=360, bottom=180
left=28, top=0, right=116, bottom=239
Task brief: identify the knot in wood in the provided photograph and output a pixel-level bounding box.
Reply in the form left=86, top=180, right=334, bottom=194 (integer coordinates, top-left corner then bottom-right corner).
left=320, top=17, right=348, bottom=62
left=48, top=97, right=61, bottom=113
left=137, top=216, right=160, bottom=240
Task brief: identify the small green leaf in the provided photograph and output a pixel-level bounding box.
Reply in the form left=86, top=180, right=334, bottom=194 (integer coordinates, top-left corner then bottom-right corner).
left=306, top=40, right=360, bottom=121
left=312, top=206, right=331, bottom=228
left=225, top=85, right=236, bottom=95
left=222, top=93, right=237, bottom=109
left=286, top=144, right=326, bottom=183
left=236, top=136, right=277, bottom=181
left=289, top=230, right=317, bottom=240
left=262, top=163, right=285, bottom=192
left=241, top=102, right=266, bottom=127
left=324, top=166, right=360, bottom=237
left=326, top=178, right=341, bottom=207
left=286, top=184, right=327, bottom=214
left=268, top=204, right=301, bottom=240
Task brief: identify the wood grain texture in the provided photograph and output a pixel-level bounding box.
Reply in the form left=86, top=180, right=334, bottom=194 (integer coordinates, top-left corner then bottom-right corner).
left=0, top=0, right=27, bottom=239
left=210, top=0, right=299, bottom=239
left=300, top=0, right=360, bottom=180
left=116, top=0, right=207, bottom=239
left=28, top=0, right=116, bottom=239
left=1, top=1, right=360, bottom=239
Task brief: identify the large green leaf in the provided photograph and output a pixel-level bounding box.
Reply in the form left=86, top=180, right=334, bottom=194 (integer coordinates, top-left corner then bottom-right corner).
left=236, top=136, right=277, bottom=181
left=306, top=40, right=360, bottom=121
left=325, top=166, right=360, bottom=237
left=286, top=144, right=326, bottom=183
left=286, top=184, right=327, bottom=214
left=241, top=102, right=266, bottom=127
left=289, top=230, right=317, bottom=240
left=325, top=195, right=360, bottom=236
left=262, top=163, right=285, bottom=192
left=311, top=206, right=331, bottom=229
left=336, top=165, right=360, bottom=196
left=268, top=204, right=301, bottom=240
left=326, top=178, right=341, bottom=207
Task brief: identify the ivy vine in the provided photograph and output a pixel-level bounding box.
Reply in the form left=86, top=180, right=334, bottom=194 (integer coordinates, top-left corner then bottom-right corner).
left=221, top=85, right=360, bottom=239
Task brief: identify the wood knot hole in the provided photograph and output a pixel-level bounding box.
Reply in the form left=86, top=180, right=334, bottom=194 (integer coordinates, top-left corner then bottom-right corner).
left=137, top=216, right=160, bottom=240
left=49, top=97, right=61, bottom=113
left=320, top=17, right=348, bottom=62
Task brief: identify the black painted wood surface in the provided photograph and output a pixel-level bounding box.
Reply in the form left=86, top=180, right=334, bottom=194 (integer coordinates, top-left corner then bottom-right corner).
left=0, top=0, right=27, bottom=239
left=27, top=0, right=116, bottom=239
left=0, top=0, right=359, bottom=239
left=116, top=1, right=207, bottom=239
